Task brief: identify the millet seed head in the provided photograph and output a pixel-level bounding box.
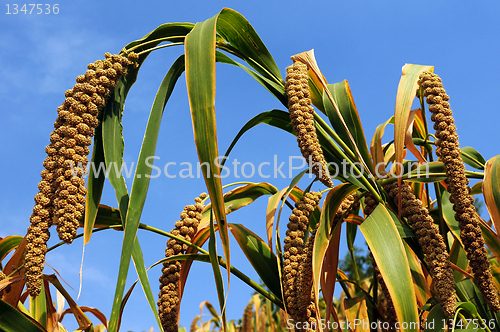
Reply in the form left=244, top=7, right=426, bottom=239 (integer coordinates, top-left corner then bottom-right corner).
left=286, top=61, right=333, bottom=188
left=25, top=52, right=138, bottom=296
left=158, top=193, right=207, bottom=331
left=419, top=71, right=500, bottom=312
left=385, top=180, right=457, bottom=317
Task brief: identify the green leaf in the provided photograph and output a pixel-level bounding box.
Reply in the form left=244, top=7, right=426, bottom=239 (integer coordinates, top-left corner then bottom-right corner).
left=404, top=161, right=448, bottom=183
left=216, top=8, right=282, bottom=83
left=185, top=13, right=230, bottom=283
left=449, top=237, right=469, bottom=284
left=403, top=241, right=430, bottom=308
left=456, top=278, right=495, bottom=323
left=312, top=183, right=358, bottom=318
left=394, top=64, right=433, bottom=175
left=471, top=181, right=483, bottom=196
left=209, top=213, right=227, bottom=330
left=125, top=23, right=193, bottom=50
left=30, top=281, right=47, bottom=329
left=324, top=81, right=373, bottom=171
left=346, top=222, right=357, bottom=252
left=456, top=301, right=480, bottom=316
left=425, top=303, right=448, bottom=332
left=0, top=235, right=23, bottom=262
left=479, top=222, right=500, bottom=263
left=202, top=183, right=277, bottom=220
left=222, top=110, right=292, bottom=160
left=360, top=204, right=419, bottom=332
left=131, top=239, right=163, bottom=331
left=101, top=65, right=132, bottom=223
left=92, top=205, right=122, bottom=228
left=483, top=155, right=500, bottom=238
left=108, top=55, right=186, bottom=332
left=0, top=299, right=46, bottom=332
left=461, top=147, right=486, bottom=171
left=229, top=224, right=281, bottom=298
left=441, top=190, right=462, bottom=244
left=215, top=51, right=286, bottom=107
left=440, top=190, right=500, bottom=262
left=371, top=116, right=394, bottom=175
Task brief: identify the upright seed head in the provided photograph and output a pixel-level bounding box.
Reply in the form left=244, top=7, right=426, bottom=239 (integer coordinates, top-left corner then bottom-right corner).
left=241, top=303, right=254, bottom=332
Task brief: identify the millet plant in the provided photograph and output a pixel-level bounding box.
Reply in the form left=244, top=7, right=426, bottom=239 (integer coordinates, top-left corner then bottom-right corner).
left=2, top=7, right=500, bottom=332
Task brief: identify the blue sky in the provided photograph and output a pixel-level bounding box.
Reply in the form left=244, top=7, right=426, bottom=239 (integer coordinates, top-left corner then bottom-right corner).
left=2, top=1, right=500, bottom=331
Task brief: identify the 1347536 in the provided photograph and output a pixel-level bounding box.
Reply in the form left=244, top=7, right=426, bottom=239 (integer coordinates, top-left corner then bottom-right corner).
left=6, top=4, right=59, bottom=14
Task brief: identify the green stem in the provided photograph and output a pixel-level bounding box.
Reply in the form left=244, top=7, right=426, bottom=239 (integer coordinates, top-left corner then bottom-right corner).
left=138, top=222, right=283, bottom=307
left=7, top=264, right=23, bottom=278
left=339, top=280, right=352, bottom=299
left=137, top=223, right=208, bottom=254
left=47, top=226, right=112, bottom=253
left=466, top=170, right=484, bottom=179
left=349, top=248, right=361, bottom=285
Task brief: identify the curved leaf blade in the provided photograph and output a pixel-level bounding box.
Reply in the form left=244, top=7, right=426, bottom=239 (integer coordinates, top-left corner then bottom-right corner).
left=216, top=8, right=282, bottom=82
left=125, top=23, right=193, bottom=50
left=324, top=81, right=373, bottom=171
left=108, top=55, right=186, bottom=332
left=229, top=223, right=281, bottom=298
left=360, top=204, right=419, bottom=332
left=199, top=182, right=277, bottom=230
left=222, top=109, right=292, bottom=160
left=394, top=64, right=433, bottom=176
left=0, top=235, right=23, bottom=262
left=483, top=155, right=500, bottom=234
left=185, top=14, right=230, bottom=283
left=371, top=116, right=394, bottom=175
left=266, top=188, right=288, bottom=249
left=0, top=299, right=46, bottom=332
left=461, top=147, right=486, bottom=171
left=312, top=183, right=358, bottom=322
left=209, top=213, right=227, bottom=330
left=215, top=51, right=286, bottom=106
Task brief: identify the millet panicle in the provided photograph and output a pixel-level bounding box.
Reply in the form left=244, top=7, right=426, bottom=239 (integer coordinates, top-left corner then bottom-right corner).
left=384, top=181, right=457, bottom=317
left=25, top=51, right=138, bottom=297
left=241, top=302, right=254, bottom=332
left=285, top=61, right=333, bottom=188
left=282, top=191, right=321, bottom=325
left=418, top=71, right=500, bottom=312
left=158, top=193, right=207, bottom=332
left=284, top=192, right=357, bottom=330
